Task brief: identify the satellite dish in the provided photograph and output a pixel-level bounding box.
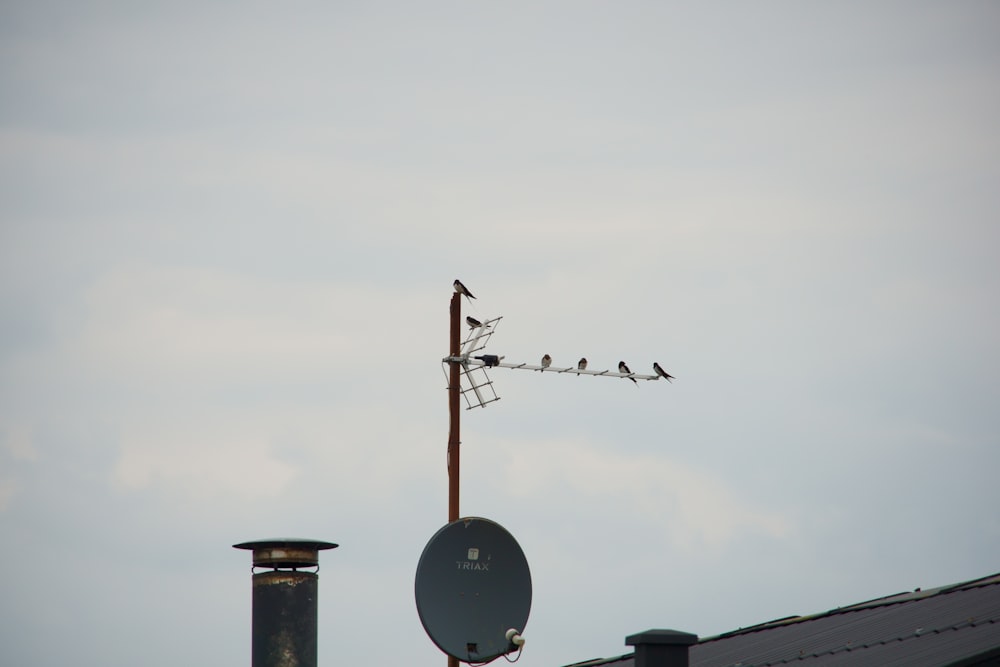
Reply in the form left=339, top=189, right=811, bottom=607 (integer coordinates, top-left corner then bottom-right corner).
left=415, top=517, right=531, bottom=663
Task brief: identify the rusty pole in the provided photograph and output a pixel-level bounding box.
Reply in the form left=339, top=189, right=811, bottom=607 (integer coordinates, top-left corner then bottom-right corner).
left=448, top=291, right=461, bottom=523
left=447, top=291, right=461, bottom=667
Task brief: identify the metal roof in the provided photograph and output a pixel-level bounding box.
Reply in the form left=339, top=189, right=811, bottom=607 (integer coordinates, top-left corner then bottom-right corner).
left=562, top=573, right=1000, bottom=667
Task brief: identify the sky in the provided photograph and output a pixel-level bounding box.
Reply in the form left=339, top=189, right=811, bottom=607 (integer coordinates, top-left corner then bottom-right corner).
left=1, top=2, right=999, bottom=666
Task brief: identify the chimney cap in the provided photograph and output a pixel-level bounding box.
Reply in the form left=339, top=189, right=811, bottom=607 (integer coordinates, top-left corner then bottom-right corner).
left=233, top=538, right=338, bottom=569
left=626, top=629, right=698, bottom=647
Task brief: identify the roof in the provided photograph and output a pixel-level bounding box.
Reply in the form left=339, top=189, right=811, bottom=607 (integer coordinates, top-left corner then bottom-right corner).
left=563, top=572, right=1000, bottom=667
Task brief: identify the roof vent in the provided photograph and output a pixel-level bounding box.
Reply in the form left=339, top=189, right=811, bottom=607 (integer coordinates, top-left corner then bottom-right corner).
left=625, top=629, right=698, bottom=667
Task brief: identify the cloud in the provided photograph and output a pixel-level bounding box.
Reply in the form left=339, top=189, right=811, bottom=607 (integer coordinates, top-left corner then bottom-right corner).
left=58, top=263, right=440, bottom=385
left=0, top=478, right=17, bottom=512
left=112, top=421, right=298, bottom=500
left=488, top=436, right=790, bottom=553
left=0, top=424, right=36, bottom=511
left=1, top=423, right=36, bottom=461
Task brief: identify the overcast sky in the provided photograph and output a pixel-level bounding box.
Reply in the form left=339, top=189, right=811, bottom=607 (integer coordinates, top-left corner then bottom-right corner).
left=2, top=2, right=999, bottom=666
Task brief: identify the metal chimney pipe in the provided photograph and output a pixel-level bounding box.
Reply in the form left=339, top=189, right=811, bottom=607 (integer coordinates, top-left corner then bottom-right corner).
left=234, top=538, right=338, bottom=667
left=625, top=629, right=698, bottom=667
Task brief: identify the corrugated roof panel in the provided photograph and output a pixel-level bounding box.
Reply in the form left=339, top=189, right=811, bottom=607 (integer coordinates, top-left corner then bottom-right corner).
left=770, top=621, right=1000, bottom=666
left=691, top=582, right=1000, bottom=667
left=559, top=577, right=1000, bottom=667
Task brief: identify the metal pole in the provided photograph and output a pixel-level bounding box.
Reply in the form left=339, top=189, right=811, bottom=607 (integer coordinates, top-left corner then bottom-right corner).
left=447, top=291, right=461, bottom=667
left=448, top=291, right=461, bottom=523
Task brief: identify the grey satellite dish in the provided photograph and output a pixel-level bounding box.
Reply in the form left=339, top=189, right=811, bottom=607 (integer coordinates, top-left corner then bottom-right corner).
left=415, top=517, right=531, bottom=663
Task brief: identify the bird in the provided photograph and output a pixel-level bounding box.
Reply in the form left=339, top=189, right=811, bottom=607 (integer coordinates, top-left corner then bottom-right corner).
left=453, top=279, right=475, bottom=300
left=653, top=362, right=675, bottom=383
left=541, top=354, right=552, bottom=368
left=577, top=357, right=588, bottom=371
left=619, top=361, right=637, bottom=384
left=466, top=316, right=483, bottom=329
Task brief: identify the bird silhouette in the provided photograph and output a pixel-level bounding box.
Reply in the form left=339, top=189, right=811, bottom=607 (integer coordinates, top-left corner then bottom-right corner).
left=619, top=361, right=638, bottom=384
left=541, top=354, right=552, bottom=368
left=453, top=279, right=475, bottom=300
left=466, top=316, right=483, bottom=329
left=653, top=362, right=675, bottom=383
left=577, top=357, right=588, bottom=371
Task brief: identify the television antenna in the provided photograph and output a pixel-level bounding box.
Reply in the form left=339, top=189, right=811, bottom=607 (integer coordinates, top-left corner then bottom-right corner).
left=438, top=283, right=672, bottom=666
left=442, top=316, right=664, bottom=411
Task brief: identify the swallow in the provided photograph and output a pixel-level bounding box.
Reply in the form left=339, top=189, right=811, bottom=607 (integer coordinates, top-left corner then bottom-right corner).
left=577, top=357, right=588, bottom=370
left=466, top=316, right=483, bottom=329
left=619, top=360, right=638, bottom=384
left=541, top=354, right=552, bottom=368
left=453, top=279, right=475, bottom=300
left=653, top=362, right=675, bottom=383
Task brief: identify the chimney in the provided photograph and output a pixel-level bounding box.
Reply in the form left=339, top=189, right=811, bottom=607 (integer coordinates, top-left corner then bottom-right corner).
left=625, top=629, right=698, bottom=667
left=234, top=538, right=338, bottom=667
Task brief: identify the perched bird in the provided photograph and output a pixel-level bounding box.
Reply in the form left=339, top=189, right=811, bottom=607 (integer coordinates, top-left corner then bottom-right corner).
left=541, top=354, right=552, bottom=368
left=453, top=279, right=475, bottom=300
left=619, top=361, right=638, bottom=384
left=474, top=354, right=503, bottom=367
left=577, top=357, right=588, bottom=371
left=653, top=362, right=675, bottom=383
left=466, top=316, right=483, bottom=329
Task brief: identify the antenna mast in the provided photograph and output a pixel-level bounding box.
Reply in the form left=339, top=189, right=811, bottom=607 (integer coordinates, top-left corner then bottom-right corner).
left=447, top=292, right=461, bottom=524
left=446, top=293, right=462, bottom=667
left=441, top=283, right=670, bottom=667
